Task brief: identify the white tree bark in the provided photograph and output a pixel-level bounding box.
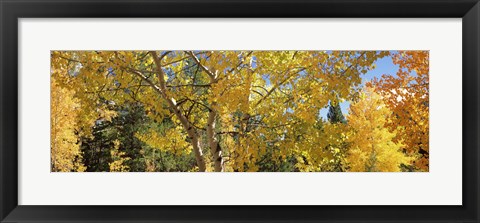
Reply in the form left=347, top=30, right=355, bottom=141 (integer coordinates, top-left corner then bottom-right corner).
left=207, top=109, right=223, bottom=172
left=188, top=51, right=225, bottom=172
left=146, top=51, right=207, bottom=171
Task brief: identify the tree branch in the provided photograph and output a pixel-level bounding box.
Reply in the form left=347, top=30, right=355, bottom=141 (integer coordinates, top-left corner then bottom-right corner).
left=166, top=83, right=211, bottom=88
left=186, top=51, right=216, bottom=81
left=254, top=68, right=306, bottom=107
left=149, top=51, right=207, bottom=172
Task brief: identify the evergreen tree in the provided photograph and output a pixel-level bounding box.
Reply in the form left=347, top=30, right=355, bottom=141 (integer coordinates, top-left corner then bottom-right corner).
left=327, top=100, right=346, bottom=124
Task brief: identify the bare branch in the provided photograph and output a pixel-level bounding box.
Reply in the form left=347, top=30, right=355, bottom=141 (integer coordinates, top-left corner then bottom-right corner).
left=186, top=51, right=216, bottom=81
left=160, top=51, right=172, bottom=60
left=161, top=51, right=208, bottom=67
left=167, top=84, right=211, bottom=88
left=126, top=68, right=162, bottom=93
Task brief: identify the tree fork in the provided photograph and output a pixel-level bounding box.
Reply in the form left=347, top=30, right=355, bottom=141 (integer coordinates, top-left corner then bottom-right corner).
left=149, top=51, right=207, bottom=172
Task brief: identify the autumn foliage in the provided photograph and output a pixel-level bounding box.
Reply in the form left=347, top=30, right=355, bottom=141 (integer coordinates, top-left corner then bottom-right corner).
left=369, top=51, right=429, bottom=171
left=50, top=50, right=428, bottom=172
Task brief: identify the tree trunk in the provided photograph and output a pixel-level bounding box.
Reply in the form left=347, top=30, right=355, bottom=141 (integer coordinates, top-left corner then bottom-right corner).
left=207, top=109, right=223, bottom=172
left=187, top=127, right=207, bottom=172
left=186, top=51, right=223, bottom=172
left=148, top=51, right=207, bottom=172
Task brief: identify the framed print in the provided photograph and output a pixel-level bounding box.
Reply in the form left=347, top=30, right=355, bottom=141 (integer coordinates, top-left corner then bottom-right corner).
left=1, top=0, right=479, bottom=222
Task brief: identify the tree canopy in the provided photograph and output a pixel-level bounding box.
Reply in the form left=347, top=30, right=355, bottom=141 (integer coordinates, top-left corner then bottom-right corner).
left=50, top=50, right=428, bottom=172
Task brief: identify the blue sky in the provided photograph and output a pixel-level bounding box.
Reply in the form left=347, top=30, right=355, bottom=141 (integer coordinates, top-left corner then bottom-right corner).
left=318, top=55, right=400, bottom=120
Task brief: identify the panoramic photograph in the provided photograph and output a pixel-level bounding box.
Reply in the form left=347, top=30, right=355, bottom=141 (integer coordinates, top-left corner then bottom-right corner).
left=50, top=50, right=429, bottom=172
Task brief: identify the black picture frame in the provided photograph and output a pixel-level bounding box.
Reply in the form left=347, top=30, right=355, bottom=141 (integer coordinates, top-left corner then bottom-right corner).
left=1, top=0, right=479, bottom=222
